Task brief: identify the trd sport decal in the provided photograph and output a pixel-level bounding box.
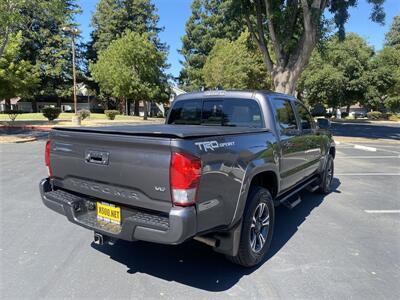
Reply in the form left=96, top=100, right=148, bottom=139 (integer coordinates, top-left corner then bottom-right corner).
left=195, top=141, right=235, bottom=152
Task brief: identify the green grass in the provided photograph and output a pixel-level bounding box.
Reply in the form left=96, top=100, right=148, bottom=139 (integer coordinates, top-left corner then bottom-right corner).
left=0, top=112, right=146, bottom=121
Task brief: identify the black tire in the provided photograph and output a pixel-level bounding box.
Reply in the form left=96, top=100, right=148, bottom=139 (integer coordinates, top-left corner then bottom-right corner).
left=226, top=187, right=275, bottom=267
left=318, top=154, right=334, bottom=194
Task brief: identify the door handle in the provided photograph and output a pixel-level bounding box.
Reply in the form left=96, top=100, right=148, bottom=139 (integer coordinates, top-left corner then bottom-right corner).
left=85, top=150, right=110, bottom=165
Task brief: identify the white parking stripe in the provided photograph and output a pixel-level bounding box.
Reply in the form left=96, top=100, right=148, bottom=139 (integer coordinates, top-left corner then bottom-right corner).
left=354, top=145, right=377, bottom=152
left=364, top=210, right=400, bottom=214
left=335, top=173, right=400, bottom=176
left=336, top=156, right=399, bottom=159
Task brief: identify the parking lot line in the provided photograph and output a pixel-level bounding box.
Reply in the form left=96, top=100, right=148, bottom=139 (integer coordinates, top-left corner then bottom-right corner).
left=364, top=210, right=400, bottom=214
left=335, top=173, right=400, bottom=176
left=336, top=156, right=400, bottom=159
left=353, top=145, right=377, bottom=152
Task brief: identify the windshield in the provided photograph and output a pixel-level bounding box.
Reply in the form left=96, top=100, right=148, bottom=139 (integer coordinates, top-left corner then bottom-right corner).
left=167, top=98, right=264, bottom=128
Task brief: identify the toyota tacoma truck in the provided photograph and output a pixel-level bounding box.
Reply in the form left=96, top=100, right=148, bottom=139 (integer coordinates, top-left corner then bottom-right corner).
left=40, top=90, right=335, bottom=267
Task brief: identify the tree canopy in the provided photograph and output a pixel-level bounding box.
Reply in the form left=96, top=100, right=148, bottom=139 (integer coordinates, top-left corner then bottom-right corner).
left=226, top=0, right=386, bottom=95
left=385, top=15, right=400, bottom=48
left=299, top=33, right=374, bottom=110
left=179, top=0, right=243, bottom=91
left=90, top=31, right=169, bottom=118
left=0, top=32, right=40, bottom=104
left=90, top=0, right=165, bottom=55
left=203, top=31, right=272, bottom=90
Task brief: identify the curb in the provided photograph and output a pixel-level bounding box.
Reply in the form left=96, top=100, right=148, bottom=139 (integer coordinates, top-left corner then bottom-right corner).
left=0, top=125, right=53, bottom=132
left=0, top=136, right=38, bottom=144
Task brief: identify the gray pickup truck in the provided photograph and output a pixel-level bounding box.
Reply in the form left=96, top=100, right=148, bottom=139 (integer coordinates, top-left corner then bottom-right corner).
left=40, top=90, right=335, bottom=267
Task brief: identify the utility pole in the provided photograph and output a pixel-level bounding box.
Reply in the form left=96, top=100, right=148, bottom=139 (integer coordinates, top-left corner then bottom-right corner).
left=62, top=26, right=80, bottom=119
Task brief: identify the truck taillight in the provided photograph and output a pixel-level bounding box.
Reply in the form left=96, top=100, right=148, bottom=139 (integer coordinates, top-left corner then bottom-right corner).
left=170, top=152, right=201, bottom=206
left=45, top=140, right=52, bottom=177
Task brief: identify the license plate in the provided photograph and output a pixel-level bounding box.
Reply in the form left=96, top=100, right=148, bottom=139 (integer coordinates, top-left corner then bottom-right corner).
left=96, top=202, right=121, bottom=224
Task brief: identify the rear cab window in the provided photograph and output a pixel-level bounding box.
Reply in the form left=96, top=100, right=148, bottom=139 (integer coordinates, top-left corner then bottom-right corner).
left=168, top=98, right=264, bottom=128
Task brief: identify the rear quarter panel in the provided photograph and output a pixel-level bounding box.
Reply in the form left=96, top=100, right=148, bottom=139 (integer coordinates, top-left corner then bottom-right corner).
left=173, top=131, right=279, bottom=233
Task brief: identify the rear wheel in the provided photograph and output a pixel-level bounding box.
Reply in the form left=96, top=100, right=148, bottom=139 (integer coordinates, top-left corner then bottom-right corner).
left=318, top=154, right=334, bottom=194
left=226, top=187, right=275, bottom=267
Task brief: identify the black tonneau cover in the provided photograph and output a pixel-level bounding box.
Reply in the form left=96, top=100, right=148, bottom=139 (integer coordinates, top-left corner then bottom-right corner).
left=54, top=124, right=269, bottom=139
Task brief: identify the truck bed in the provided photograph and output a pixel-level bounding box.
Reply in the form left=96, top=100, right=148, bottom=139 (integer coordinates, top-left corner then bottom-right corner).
left=54, top=124, right=269, bottom=138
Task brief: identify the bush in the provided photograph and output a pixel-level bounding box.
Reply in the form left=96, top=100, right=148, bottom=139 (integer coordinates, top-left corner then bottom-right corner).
left=2, top=110, right=23, bottom=122
left=42, top=107, right=61, bottom=121
left=340, top=112, right=348, bottom=118
left=325, top=113, right=333, bottom=118
left=367, top=111, right=383, bottom=120
left=104, top=110, right=119, bottom=120
left=77, top=109, right=90, bottom=120
left=388, top=114, right=400, bottom=121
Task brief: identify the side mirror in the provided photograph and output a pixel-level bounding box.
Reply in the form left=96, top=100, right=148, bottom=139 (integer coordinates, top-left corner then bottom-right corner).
left=316, top=118, right=331, bottom=130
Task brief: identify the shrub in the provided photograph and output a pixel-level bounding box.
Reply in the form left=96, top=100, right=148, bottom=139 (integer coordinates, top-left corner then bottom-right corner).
left=42, top=107, right=61, bottom=121
left=340, top=112, right=348, bottom=118
left=367, top=111, right=383, bottom=120
left=325, top=113, right=333, bottom=118
left=388, top=114, right=400, bottom=121
left=2, top=110, right=23, bottom=122
left=104, top=110, right=119, bottom=120
left=77, top=109, right=90, bottom=120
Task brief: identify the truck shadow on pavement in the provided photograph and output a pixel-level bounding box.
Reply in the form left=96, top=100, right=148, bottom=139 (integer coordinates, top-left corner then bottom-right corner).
left=92, top=178, right=341, bottom=292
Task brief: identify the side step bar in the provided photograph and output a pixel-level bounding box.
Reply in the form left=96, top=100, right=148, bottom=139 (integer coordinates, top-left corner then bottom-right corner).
left=276, top=177, right=319, bottom=209
left=283, top=194, right=302, bottom=209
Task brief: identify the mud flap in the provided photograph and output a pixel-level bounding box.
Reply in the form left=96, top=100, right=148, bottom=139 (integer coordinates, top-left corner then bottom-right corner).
left=212, top=220, right=242, bottom=257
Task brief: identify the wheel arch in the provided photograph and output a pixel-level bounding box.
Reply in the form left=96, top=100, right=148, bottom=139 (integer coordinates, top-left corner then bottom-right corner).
left=230, top=165, right=280, bottom=226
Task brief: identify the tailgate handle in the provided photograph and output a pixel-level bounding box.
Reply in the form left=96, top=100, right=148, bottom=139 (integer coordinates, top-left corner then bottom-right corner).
left=85, top=150, right=109, bottom=165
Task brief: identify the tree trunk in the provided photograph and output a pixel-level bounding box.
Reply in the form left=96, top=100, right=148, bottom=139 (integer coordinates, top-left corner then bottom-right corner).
left=4, top=99, right=11, bottom=111
left=272, top=69, right=300, bottom=95
left=32, top=99, right=37, bottom=113
left=134, top=100, right=139, bottom=116
left=127, top=99, right=131, bottom=115
left=143, top=101, right=148, bottom=120
left=119, top=98, right=125, bottom=115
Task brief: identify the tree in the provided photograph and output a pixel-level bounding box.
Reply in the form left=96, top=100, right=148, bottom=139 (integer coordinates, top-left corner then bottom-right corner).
left=364, top=47, right=400, bottom=111
left=90, top=0, right=165, bottom=54
left=299, top=34, right=373, bottom=110
left=231, top=0, right=386, bottom=95
left=0, top=0, right=82, bottom=107
left=179, top=0, right=243, bottom=91
left=90, top=31, right=169, bottom=120
left=203, top=31, right=272, bottom=90
left=89, top=0, right=166, bottom=115
left=0, top=0, right=69, bottom=58
left=0, top=32, right=40, bottom=108
left=385, top=15, right=400, bottom=48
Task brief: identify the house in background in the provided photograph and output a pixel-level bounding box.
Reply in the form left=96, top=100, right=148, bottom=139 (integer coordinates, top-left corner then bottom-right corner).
left=340, top=103, right=368, bottom=117
left=0, top=97, right=21, bottom=111
left=1, top=85, right=185, bottom=115
left=137, top=86, right=186, bottom=117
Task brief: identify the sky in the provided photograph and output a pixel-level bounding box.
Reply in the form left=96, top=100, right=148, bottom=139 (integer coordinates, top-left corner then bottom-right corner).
left=75, top=0, right=400, bottom=79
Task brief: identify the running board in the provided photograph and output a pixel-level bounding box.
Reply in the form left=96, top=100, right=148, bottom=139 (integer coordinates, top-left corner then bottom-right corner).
left=283, top=194, right=302, bottom=209
left=277, top=177, right=319, bottom=206
left=307, top=184, right=319, bottom=192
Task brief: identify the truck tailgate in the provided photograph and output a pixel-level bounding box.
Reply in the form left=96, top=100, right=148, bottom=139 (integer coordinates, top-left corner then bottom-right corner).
left=49, top=129, right=173, bottom=213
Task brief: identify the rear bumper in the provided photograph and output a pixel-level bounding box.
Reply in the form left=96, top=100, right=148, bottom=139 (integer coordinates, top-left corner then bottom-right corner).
left=39, top=178, right=197, bottom=245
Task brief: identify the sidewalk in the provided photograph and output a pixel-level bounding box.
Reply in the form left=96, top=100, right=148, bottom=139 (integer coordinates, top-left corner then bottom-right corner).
left=0, top=118, right=164, bottom=143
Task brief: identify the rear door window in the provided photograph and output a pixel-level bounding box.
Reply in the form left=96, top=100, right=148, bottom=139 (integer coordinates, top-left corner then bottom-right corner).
left=271, top=99, right=298, bottom=135
left=295, top=102, right=314, bottom=131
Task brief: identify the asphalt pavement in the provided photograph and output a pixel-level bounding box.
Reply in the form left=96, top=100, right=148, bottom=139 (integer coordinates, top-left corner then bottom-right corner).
left=1, top=128, right=399, bottom=299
